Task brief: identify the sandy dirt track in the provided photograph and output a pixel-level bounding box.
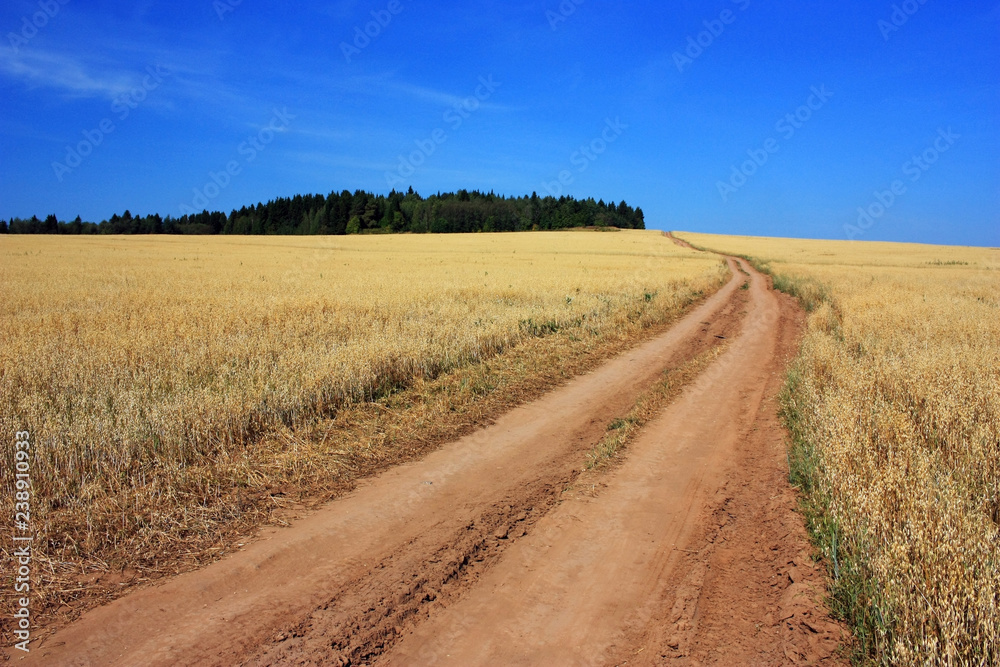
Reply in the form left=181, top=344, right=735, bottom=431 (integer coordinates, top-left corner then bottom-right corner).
left=22, top=249, right=846, bottom=666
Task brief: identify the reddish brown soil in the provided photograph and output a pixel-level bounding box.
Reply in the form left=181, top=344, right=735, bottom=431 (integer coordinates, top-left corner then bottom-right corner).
left=19, top=251, right=847, bottom=666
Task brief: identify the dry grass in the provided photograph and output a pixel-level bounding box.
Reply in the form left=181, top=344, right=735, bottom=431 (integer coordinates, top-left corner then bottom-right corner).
left=680, top=232, right=1000, bottom=665
left=0, top=231, right=723, bottom=628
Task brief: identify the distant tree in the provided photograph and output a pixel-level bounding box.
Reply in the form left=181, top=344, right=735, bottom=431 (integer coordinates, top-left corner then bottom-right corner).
left=11, top=189, right=644, bottom=237
left=137, top=213, right=162, bottom=234
left=104, top=213, right=120, bottom=234
left=210, top=211, right=226, bottom=234
left=0, top=219, right=7, bottom=234
left=430, top=217, right=451, bottom=233
left=362, top=200, right=378, bottom=229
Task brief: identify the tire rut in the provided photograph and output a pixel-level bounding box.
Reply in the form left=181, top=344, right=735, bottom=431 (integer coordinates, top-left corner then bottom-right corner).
left=246, top=271, right=750, bottom=666
left=379, top=256, right=846, bottom=666
left=256, top=481, right=563, bottom=666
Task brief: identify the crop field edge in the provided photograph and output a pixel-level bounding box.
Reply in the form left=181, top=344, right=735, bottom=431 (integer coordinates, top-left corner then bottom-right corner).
left=677, top=231, right=1000, bottom=665
left=4, top=247, right=731, bottom=643
left=677, top=232, right=882, bottom=662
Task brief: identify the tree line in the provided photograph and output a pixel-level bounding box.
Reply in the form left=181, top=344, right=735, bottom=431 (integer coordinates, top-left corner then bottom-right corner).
left=0, top=189, right=644, bottom=235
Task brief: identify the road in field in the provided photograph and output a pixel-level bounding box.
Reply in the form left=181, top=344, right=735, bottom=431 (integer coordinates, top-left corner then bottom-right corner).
left=382, top=248, right=843, bottom=666
left=25, top=247, right=845, bottom=666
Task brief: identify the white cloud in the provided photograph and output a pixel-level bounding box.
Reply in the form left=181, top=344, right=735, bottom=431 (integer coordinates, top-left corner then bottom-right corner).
left=0, top=49, right=135, bottom=99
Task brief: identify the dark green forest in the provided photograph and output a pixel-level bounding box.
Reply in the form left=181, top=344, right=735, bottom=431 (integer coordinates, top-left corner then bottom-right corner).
left=0, top=189, right=644, bottom=235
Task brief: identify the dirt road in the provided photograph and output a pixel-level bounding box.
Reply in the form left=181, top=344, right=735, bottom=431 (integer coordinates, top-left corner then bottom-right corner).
left=23, top=250, right=845, bottom=666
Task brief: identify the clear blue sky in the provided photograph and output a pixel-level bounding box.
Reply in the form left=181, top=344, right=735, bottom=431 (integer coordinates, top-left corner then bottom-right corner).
left=1, top=0, right=997, bottom=245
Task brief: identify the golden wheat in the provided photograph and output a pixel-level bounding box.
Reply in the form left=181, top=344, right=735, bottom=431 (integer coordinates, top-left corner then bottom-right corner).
left=680, top=232, right=1000, bottom=665
left=0, top=231, right=722, bottom=619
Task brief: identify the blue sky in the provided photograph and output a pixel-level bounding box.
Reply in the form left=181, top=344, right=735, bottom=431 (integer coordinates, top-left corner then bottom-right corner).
left=1, top=0, right=997, bottom=245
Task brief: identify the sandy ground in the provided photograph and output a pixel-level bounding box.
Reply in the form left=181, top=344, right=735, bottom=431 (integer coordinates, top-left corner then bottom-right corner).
left=20, top=249, right=847, bottom=666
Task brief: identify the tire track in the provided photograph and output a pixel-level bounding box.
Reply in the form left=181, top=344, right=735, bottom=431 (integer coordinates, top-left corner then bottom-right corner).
left=379, top=253, right=847, bottom=665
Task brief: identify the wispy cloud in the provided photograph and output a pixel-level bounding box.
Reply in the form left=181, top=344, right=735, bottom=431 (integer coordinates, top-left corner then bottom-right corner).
left=0, top=41, right=268, bottom=116
left=382, top=79, right=515, bottom=112
left=288, top=126, right=356, bottom=142
left=0, top=48, right=136, bottom=99
left=383, top=81, right=476, bottom=107
left=285, top=150, right=389, bottom=172
left=321, top=74, right=517, bottom=113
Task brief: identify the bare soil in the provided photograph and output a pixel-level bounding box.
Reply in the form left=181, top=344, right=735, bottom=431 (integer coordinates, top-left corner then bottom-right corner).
left=18, top=252, right=847, bottom=666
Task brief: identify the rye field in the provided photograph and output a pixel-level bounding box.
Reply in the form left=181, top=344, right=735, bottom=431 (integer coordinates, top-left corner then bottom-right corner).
left=679, top=232, right=1000, bottom=665
left=0, top=231, right=723, bottom=615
